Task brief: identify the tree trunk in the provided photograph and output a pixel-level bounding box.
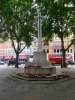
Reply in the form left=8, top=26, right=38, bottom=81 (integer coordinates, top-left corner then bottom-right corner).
left=61, top=49, right=67, bottom=68
left=15, top=53, right=19, bottom=68
left=61, top=35, right=67, bottom=68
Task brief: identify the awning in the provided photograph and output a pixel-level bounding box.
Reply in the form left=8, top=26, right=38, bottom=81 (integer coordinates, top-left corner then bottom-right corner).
left=4, top=56, right=12, bottom=60
left=0, top=56, right=3, bottom=59
left=19, top=55, right=28, bottom=60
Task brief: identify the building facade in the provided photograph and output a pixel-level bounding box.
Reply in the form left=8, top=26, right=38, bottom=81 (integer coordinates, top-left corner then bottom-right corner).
left=0, top=37, right=74, bottom=61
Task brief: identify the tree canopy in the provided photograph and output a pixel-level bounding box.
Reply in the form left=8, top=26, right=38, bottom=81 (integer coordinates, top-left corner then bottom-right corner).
left=35, top=0, right=75, bottom=67
left=0, top=0, right=36, bottom=67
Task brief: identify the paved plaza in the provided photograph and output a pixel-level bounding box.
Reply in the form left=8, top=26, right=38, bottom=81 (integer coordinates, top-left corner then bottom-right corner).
left=0, top=64, right=75, bottom=100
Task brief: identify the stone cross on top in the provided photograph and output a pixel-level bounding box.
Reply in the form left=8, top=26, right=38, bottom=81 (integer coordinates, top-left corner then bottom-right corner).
left=37, top=12, right=42, bottom=52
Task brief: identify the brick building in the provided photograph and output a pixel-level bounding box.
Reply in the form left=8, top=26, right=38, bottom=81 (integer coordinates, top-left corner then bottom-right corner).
left=0, top=37, right=74, bottom=61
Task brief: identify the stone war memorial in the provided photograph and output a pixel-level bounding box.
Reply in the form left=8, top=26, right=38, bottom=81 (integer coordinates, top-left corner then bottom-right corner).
left=16, top=12, right=70, bottom=81
left=24, top=12, right=56, bottom=77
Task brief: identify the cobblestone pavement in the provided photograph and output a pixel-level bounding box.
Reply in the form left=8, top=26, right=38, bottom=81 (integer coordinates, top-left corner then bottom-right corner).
left=0, top=64, right=75, bottom=100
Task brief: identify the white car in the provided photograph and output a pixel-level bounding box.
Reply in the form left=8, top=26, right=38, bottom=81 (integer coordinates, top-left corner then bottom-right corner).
left=0, top=60, right=5, bottom=65
left=28, top=55, right=33, bottom=62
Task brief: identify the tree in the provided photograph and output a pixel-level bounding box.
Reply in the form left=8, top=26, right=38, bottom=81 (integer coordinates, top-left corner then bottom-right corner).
left=35, top=0, right=75, bottom=68
left=0, top=0, right=35, bottom=68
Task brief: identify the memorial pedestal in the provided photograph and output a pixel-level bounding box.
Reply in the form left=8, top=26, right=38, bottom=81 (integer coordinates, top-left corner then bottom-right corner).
left=24, top=52, right=56, bottom=75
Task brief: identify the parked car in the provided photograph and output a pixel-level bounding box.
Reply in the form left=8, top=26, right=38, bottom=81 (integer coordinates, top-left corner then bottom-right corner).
left=68, top=61, right=75, bottom=65
left=8, top=58, right=20, bottom=66
left=19, top=60, right=25, bottom=64
left=0, top=60, right=5, bottom=65
left=28, top=54, right=33, bottom=62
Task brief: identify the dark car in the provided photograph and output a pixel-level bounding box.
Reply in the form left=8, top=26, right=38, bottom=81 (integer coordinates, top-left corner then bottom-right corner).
left=8, top=58, right=20, bottom=66
left=68, top=61, right=75, bottom=65
left=19, top=60, right=25, bottom=64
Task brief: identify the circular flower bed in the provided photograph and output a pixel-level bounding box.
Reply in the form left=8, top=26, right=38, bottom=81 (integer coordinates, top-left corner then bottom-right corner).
left=52, top=74, right=70, bottom=80
left=26, top=73, right=51, bottom=78
left=27, top=62, right=42, bottom=68
left=18, top=73, right=51, bottom=78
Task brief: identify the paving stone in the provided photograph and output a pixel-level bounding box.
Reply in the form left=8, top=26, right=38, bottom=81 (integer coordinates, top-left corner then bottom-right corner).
left=0, top=65, right=75, bottom=100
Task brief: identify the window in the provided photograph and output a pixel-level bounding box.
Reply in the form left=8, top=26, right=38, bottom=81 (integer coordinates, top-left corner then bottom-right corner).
left=54, top=49, right=56, bottom=53
left=70, top=49, right=72, bottom=53
left=47, top=49, right=49, bottom=53
left=57, top=49, right=59, bottom=53
left=67, top=49, right=69, bottom=53
left=43, top=49, right=45, bottom=53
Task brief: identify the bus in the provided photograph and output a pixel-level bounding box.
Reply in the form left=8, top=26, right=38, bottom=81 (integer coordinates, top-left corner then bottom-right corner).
left=48, top=53, right=73, bottom=65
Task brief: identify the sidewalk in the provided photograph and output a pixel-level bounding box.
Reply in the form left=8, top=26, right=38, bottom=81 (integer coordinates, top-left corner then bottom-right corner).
left=0, top=65, right=75, bottom=100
